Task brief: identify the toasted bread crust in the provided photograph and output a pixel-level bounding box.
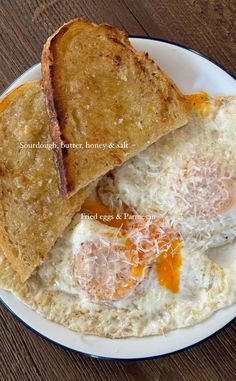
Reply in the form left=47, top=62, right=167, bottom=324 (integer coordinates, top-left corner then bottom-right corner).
left=42, top=19, right=188, bottom=198
left=42, top=23, right=71, bottom=197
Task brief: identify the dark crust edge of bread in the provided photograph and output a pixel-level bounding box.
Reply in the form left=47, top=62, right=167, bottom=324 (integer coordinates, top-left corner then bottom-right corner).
left=42, top=24, right=69, bottom=199
left=42, top=19, right=129, bottom=199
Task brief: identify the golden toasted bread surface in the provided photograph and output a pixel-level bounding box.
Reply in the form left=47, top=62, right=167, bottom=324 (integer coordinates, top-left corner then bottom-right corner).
left=42, top=19, right=188, bottom=197
left=0, top=81, right=93, bottom=281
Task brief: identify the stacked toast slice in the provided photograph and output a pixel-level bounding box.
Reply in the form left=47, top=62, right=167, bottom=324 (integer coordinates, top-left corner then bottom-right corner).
left=42, top=19, right=188, bottom=197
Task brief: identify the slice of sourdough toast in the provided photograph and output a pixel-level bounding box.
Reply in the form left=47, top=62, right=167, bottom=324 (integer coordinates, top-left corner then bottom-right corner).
left=0, top=81, right=94, bottom=282
left=42, top=19, right=188, bottom=198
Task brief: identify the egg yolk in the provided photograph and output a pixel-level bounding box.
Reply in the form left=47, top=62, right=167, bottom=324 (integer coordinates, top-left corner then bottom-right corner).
left=185, top=92, right=208, bottom=105
left=176, top=158, right=234, bottom=217
left=185, top=92, right=210, bottom=115
left=80, top=197, right=182, bottom=297
left=74, top=235, right=148, bottom=301
left=156, top=238, right=182, bottom=293
left=81, top=197, right=127, bottom=228
left=124, top=219, right=182, bottom=293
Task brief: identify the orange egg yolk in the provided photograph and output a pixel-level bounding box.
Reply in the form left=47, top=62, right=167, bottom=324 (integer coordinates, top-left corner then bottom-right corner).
left=81, top=197, right=127, bottom=228
left=185, top=92, right=212, bottom=117
left=124, top=219, right=182, bottom=293
left=185, top=92, right=209, bottom=108
left=156, top=238, right=182, bottom=293
left=176, top=158, right=234, bottom=217
left=81, top=197, right=182, bottom=294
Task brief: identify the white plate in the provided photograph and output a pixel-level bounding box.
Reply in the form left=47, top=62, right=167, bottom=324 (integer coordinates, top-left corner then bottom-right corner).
left=1, top=38, right=236, bottom=360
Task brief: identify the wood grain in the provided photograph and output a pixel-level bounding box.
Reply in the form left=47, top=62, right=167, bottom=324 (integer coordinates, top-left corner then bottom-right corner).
left=0, top=0, right=236, bottom=380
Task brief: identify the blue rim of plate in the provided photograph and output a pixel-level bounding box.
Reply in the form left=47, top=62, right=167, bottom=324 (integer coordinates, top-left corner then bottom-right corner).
left=0, top=36, right=235, bottom=361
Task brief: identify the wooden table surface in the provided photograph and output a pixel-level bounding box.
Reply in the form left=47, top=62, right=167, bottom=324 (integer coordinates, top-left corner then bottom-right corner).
left=0, top=0, right=236, bottom=380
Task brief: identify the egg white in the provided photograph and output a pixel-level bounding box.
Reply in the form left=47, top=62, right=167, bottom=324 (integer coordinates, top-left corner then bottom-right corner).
left=103, top=97, right=236, bottom=252
left=37, top=217, right=234, bottom=305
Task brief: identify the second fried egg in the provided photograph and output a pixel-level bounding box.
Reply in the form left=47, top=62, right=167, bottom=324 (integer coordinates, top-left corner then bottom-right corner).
left=102, top=95, right=236, bottom=251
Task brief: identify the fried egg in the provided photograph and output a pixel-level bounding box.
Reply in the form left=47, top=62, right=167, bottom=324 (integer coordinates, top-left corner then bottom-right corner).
left=101, top=95, right=236, bottom=252
left=30, top=206, right=236, bottom=338
left=38, top=207, right=182, bottom=304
